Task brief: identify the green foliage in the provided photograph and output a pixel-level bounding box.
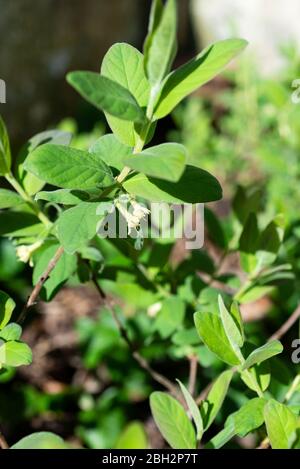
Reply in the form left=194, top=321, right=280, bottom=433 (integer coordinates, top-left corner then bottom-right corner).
left=11, top=432, right=68, bottom=449
left=0, top=115, right=11, bottom=175
left=115, top=422, right=148, bottom=449
left=0, top=0, right=299, bottom=452
left=150, top=392, right=196, bottom=449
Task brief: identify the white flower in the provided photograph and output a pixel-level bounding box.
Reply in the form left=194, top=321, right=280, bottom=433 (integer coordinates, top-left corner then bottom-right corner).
left=16, top=240, right=43, bottom=265
left=115, top=197, right=150, bottom=235
left=131, top=200, right=150, bottom=220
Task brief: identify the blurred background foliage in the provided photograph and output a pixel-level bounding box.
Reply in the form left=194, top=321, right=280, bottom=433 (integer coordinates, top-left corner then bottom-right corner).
left=1, top=0, right=300, bottom=449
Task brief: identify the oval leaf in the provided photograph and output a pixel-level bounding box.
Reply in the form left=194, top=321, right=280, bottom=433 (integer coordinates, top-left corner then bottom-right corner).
left=67, top=72, right=145, bottom=123
left=123, top=165, right=222, bottom=203
left=264, top=400, right=297, bottom=449
left=25, top=144, right=114, bottom=190
left=115, top=422, right=148, bottom=449
left=57, top=202, right=112, bottom=254
left=11, top=432, right=68, bottom=449
left=0, top=323, right=22, bottom=342
left=194, top=311, right=241, bottom=366
left=16, top=129, right=72, bottom=196
left=89, top=134, right=132, bottom=172
left=124, top=143, right=186, bottom=182
left=101, top=43, right=150, bottom=146
left=0, top=341, right=32, bottom=367
left=150, top=391, right=196, bottom=449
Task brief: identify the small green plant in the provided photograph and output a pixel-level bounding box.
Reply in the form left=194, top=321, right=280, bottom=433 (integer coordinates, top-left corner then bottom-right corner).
left=0, top=0, right=299, bottom=450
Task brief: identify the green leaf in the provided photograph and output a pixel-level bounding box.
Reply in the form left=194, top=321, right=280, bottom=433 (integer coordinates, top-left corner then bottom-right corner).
left=154, top=39, right=248, bottom=119
left=115, top=422, right=148, bottom=449
left=57, top=202, right=112, bottom=254
left=67, top=72, right=145, bottom=123
left=0, top=341, right=32, bottom=367
left=32, top=242, right=77, bottom=301
left=89, top=134, right=132, bottom=172
left=0, top=212, right=43, bottom=238
left=150, top=391, right=196, bottom=449
left=154, top=296, right=185, bottom=339
left=124, top=143, right=186, bottom=182
left=11, top=432, right=68, bottom=449
left=25, top=144, right=114, bottom=190
left=237, top=285, right=274, bottom=304
left=219, top=295, right=244, bottom=349
left=207, top=398, right=266, bottom=449
left=194, top=311, right=241, bottom=366
left=264, top=400, right=298, bottom=449
left=0, top=291, right=16, bottom=330
left=144, top=0, right=177, bottom=87
left=0, top=115, right=11, bottom=175
left=143, top=0, right=163, bottom=62
left=0, top=323, right=22, bottom=341
left=177, top=379, right=203, bottom=441
left=123, top=165, right=222, bottom=203
left=101, top=43, right=150, bottom=146
left=200, top=370, right=233, bottom=431
left=16, top=129, right=72, bottom=196
left=239, top=213, right=259, bottom=253
left=240, top=361, right=271, bottom=392
left=242, top=340, right=283, bottom=370
left=0, top=189, right=23, bottom=209
left=35, top=189, right=92, bottom=206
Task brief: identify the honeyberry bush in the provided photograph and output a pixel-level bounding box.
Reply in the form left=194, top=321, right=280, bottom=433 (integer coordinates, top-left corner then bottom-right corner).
left=0, top=0, right=299, bottom=450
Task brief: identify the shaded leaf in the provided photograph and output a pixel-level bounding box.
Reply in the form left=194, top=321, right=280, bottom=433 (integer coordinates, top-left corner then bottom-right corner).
left=123, top=165, right=222, bottom=203
left=0, top=189, right=23, bottom=209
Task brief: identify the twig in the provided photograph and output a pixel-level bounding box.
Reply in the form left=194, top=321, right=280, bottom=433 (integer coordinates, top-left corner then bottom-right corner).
left=188, top=355, right=198, bottom=396
left=0, top=428, right=8, bottom=449
left=269, top=305, right=300, bottom=342
left=18, top=246, right=64, bottom=324
left=91, top=276, right=181, bottom=400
